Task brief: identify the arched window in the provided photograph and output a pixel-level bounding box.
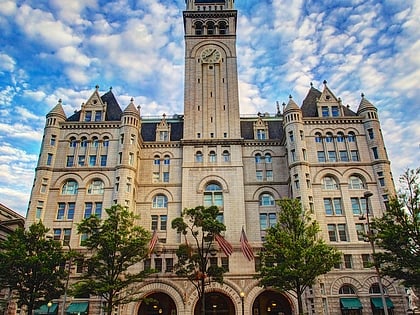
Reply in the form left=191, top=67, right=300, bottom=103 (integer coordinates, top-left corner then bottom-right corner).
left=218, top=21, right=227, bottom=34
left=348, top=132, right=356, bottom=142
left=195, top=21, right=203, bottom=35
left=222, top=150, right=230, bottom=162
left=348, top=176, right=365, bottom=189
left=209, top=151, right=216, bottom=163
left=87, top=179, right=104, bottom=195
left=195, top=151, right=203, bottom=162
left=322, top=176, right=338, bottom=190
left=325, top=132, right=333, bottom=143
left=339, top=285, right=356, bottom=295
left=164, top=155, right=170, bottom=165
left=260, top=193, right=275, bottom=206
left=337, top=132, right=345, bottom=142
left=153, top=194, right=168, bottom=208
left=92, top=136, right=99, bottom=147
left=207, top=21, right=215, bottom=35
left=265, top=153, right=272, bottom=163
left=103, top=136, right=109, bottom=147
left=369, top=283, right=387, bottom=294
left=69, top=137, right=77, bottom=147
left=62, top=180, right=78, bottom=195
left=80, top=136, right=88, bottom=147
left=204, top=183, right=223, bottom=207
left=255, top=153, right=262, bottom=163
left=315, top=132, right=322, bottom=143
left=154, top=155, right=160, bottom=165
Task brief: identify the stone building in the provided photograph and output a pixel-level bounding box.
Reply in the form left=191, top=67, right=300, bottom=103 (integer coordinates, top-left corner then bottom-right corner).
left=25, top=0, right=408, bottom=314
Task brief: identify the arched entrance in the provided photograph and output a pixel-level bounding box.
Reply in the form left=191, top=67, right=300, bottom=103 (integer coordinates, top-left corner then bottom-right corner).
left=193, top=291, right=235, bottom=315
left=138, top=292, right=177, bottom=315
left=252, top=290, right=293, bottom=315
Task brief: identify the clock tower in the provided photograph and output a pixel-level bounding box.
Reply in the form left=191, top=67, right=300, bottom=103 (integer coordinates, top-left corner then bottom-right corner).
left=183, top=0, right=240, bottom=140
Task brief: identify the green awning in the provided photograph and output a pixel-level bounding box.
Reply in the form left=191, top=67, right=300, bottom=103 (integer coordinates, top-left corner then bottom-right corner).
left=34, top=303, right=58, bottom=314
left=371, top=297, right=394, bottom=309
left=66, top=302, right=89, bottom=314
left=340, top=298, right=363, bottom=309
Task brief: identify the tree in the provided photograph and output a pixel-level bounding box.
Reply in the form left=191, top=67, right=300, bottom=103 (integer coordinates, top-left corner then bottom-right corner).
left=257, top=198, right=341, bottom=315
left=0, top=222, right=67, bottom=315
left=372, top=168, right=420, bottom=288
left=171, top=205, right=228, bottom=315
left=73, top=205, right=152, bottom=315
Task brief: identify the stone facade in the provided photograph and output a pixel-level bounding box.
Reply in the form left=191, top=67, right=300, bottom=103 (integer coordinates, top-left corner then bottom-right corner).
left=25, top=1, right=408, bottom=315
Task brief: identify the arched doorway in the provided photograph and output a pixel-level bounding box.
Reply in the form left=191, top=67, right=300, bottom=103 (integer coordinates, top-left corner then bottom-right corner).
left=138, top=292, right=177, bottom=315
left=252, top=290, right=293, bottom=315
left=194, top=291, right=235, bottom=315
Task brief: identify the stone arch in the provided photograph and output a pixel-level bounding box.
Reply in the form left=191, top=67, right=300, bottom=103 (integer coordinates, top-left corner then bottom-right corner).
left=312, top=167, right=343, bottom=184
left=361, top=276, right=398, bottom=295
left=53, top=173, right=83, bottom=189
left=252, top=186, right=282, bottom=200
left=330, top=276, right=363, bottom=295
left=144, top=188, right=175, bottom=203
left=197, top=175, right=229, bottom=193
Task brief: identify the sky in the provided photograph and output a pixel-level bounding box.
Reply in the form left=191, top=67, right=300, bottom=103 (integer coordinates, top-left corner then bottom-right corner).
left=0, top=0, right=419, bottom=216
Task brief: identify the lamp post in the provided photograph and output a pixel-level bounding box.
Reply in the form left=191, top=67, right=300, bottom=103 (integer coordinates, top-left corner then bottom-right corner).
left=47, top=301, right=52, bottom=315
left=363, top=191, right=389, bottom=315
left=61, top=242, right=72, bottom=315
left=240, top=292, right=245, bottom=315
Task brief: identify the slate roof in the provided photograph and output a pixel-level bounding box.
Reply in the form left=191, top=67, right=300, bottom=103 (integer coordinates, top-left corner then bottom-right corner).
left=240, top=120, right=284, bottom=140
left=141, top=121, right=184, bottom=141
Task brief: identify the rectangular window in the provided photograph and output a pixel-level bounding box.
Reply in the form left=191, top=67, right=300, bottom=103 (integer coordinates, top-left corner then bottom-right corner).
left=291, top=149, right=296, bottom=162
left=94, top=202, right=102, bottom=218
left=268, top=213, right=276, bottom=227
left=78, top=155, right=85, bottom=166
left=317, top=151, right=326, bottom=162
left=163, top=172, right=169, bottom=182
left=372, top=147, right=379, bottom=159
left=338, top=224, right=348, bottom=241
left=66, top=156, right=74, bottom=167
left=89, top=155, right=96, bottom=166
left=53, top=229, right=61, bottom=241
left=324, top=199, right=333, bottom=215
left=129, top=152, right=134, bottom=165
left=266, top=170, right=273, bottom=181
left=57, top=203, right=65, bottom=220
left=327, top=224, right=337, bottom=242
left=100, top=155, right=107, bottom=166
left=144, top=259, right=151, bottom=271
left=351, top=197, right=366, bottom=215
left=159, top=131, right=168, bottom=141
left=350, top=150, right=359, bottom=161
left=84, top=203, right=93, bottom=218
left=257, top=129, right=266, bottom=140
left=343, top=254, right=353, bottom=268
left=289, top=131, right=294, bottom=142
left=362, top=254, right=371, bottom=268
left=331, top=106, right=339, bottom=117
left=256, top=170, right=263, bottom=181
left=322, top=106, right=329, bottom=117
left=160, top=215, right=168, bottom=231
left=154, top=258, right=162, bottom=272
left=50, top=135, right=56, bottom=146
left=339, top=150, right=349, bottom=161
left=165, top=258, right=173, bottom=272
left=94, top=111, right=102, bottom=121
left=67, top=203, right=75, bottom=220
left=47, top=153, right=53, bottom=166
left=120, top=134, right=124, bottom=144
left=85, top=111, right=92, bottom=122
left=36, top=201, right=43, bottom=219
left=221, top=257, right=229, bottom=272
left=328, top=151, right=337, bottom=162
left=260, top=213, right=268, bottom=230
left=63, top=228, right=71, bottom=245
left=368, top=128, right=374, bottom=139
left=151, top=215, right=158, bottom=231
left=355, top=223, right=366, bottom=241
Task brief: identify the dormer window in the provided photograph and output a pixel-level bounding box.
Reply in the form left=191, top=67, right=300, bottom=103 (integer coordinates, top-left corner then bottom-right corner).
left=85, top=111, right=92, bottom=122
left=95, top=111, right=102, bottom=121
left=331, top=106, right=340, bottom=117
left=321, top=106, right=329, bottom=117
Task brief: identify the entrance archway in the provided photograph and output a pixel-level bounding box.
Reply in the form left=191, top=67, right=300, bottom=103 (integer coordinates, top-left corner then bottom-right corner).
left=193, top=291, right=235, bottom=315
left=138, top=292, right=177, bottom=315
left=252, top=290, right=293, bottom=315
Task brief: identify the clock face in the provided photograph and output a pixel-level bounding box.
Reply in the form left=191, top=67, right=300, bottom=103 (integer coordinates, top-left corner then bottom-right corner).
left=201, top=48, right=221, bottom=63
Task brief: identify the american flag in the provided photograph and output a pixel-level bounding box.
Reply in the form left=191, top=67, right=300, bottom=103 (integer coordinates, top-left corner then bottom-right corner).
left=214, top=233, right=233, bottom=256
left=240, top=227, right=254, bottom=261
left=148, top=229, right=158, bottom=254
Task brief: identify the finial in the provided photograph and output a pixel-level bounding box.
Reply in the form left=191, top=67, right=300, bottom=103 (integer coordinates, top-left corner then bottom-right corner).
left=162, top=113, right=166, bottom=119
left=95, top=85, right=99, bottom=90
left=310, top=82, right=313, bottom=87
left=130, top=97, right=134, bottom=103
left=361, top=93, right=365, bottom=98
left=58, top=98, right=62, bottom=104
left=289, top=94, right=293, bottom=99
left=323, top=80, right=327, bottom=85
left=109, top=86, right=113, bottom=91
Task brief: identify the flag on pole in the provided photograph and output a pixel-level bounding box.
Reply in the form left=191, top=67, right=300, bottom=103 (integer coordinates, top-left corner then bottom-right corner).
left=148, top=230, right=158, bottom=254
left=240, top=227, right=254, bottom=261
left=214, top=233, right=233, bottom=256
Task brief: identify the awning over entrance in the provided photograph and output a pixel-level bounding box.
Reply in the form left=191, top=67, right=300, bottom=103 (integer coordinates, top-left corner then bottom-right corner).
left=340, top=298, right=363, bottom=309
left=66, top=302, right=89, bottom=314
left=34, top=303, right=58, bottom=314
left=371, top=297, right=394, bottom=309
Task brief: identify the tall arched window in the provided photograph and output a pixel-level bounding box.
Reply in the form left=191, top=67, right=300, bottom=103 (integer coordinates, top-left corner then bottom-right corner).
left=92, top=136, right=99, bottom=147
left=348, top=176, right=365, bottom=189
left=260, top=193, right=275, bottom=206
left=218, top=21, right=227, bottom=34
left=255, top=153, right=262, bottom=163
left=153, top=194, right=168, bottom=208
left=337, top=132, right=345, bottom=142
left=69, top=137, right=77, bottom=147
left=207, top=21, right=215, bottom=35
left=62, top=180, right=78, bottom=195
left=265, top=153, right=272, bottom=163
left=322, top=176, right=338, bottom=190
left=164, top=155, right=170, bottom=165
left=348, top=132, right=356, bottom=142
left=195, top=151, right=203, bottom=162
left=315, top=132, right=322, bottom=143
left=222, top=150, right=230, bottom=162
left=204, top=183, right=223, bottom=207
left=209, top=151, right=216, bottom=163
left=154, top=155, right=160, bottom=165
left=325, top=132, right=333, bottom=143
left=102, top=136, right=109, bottom=147
left=87, top=179, right=104, bottom=195
left=339, top=285, right=356, bottom=295
left=194, top=21, right=203, bottom=35
left=80, top=136, right=88, bottom=147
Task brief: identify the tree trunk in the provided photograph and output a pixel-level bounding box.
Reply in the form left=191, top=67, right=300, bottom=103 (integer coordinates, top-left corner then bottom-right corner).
left=201, top=278, right=205, bottom=315
left=296, top=284, right=304, bottom=315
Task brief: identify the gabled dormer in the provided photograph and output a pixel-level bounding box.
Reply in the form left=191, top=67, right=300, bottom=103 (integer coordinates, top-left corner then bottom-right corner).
left=80, top=85, right=106, bottom=122
left=156, top=113, right=171, bottom=142
left=253, top=114, right=269, bottom=140
left=316, top=80, right=343, bottom=118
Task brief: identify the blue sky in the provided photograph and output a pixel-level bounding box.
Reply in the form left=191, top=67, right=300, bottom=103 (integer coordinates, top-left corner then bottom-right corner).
left=0, top=0, right=419, bottom=216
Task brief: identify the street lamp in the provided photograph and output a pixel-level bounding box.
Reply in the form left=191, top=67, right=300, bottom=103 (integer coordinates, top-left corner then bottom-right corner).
left=61, top=242, right=72, bottom=315
left=361, top=191, right=389, bottom=315
left=240, top=292, right=245, bottom=315
left=47, top=301, right=52, bottom=315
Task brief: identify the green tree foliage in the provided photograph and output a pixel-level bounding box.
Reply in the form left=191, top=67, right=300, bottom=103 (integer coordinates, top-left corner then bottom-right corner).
left=258, top=198, right=341, bottom=315
left=0, top=222, right=67, bottom=315
left=171, top=205, right=227, bottom=315
left=73, top=205, right=152, bottom=315
left=372, top=168, right=420, bottom=288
